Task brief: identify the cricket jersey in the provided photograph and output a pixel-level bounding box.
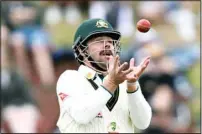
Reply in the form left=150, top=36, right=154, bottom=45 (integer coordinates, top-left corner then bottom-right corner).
left=56, top=65, right=152, bottom=133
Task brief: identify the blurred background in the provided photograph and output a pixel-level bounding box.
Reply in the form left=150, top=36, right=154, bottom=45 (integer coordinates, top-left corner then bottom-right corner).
left=1, top=1, right=200, bottom=133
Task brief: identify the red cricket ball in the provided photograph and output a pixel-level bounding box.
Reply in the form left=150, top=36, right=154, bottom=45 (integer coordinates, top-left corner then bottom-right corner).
left=137, top=19, right=151, bottom=33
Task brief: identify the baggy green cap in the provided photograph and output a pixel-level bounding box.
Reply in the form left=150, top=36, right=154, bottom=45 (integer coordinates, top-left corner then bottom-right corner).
left=73, top=18, right=121, bottom=47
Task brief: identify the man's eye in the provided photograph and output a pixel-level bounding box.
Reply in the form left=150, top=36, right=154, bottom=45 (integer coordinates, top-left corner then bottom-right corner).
left=95, top=40, right=103, bottom=43
left=96, top=40, right=113, bottom=44
left=101, top=40, right=105, bottom=44
left=108, top=40, right=113, bottom=44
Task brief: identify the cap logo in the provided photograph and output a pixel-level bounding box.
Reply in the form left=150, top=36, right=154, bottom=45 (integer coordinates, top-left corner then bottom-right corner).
left=96, top=20, right=108, bottom=28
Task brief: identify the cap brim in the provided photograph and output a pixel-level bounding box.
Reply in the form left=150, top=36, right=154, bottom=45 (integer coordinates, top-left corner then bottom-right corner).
left=81, top=30, right=121, bottom=44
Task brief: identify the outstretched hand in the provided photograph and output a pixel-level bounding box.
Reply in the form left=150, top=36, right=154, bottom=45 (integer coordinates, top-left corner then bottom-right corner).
left=107, top=55, right=133, bottom=85
left=102, top=55, right=150, bottom=94
left=102, top=55, right=133, bottom=94
left=125, top=56, right=151, bottom=83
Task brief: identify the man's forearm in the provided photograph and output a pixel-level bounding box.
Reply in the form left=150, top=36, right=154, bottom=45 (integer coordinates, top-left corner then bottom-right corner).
left=102, top=77, right=118, bottom=94
left=127, top=82, right=152, bottom=129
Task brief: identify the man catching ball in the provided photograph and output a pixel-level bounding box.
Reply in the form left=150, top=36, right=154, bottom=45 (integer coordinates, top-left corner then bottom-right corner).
left=56, top=18, right=152, bottom=133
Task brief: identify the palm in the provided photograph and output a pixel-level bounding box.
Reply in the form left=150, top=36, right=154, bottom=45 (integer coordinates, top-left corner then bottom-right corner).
left=125, top=57, right=150, bottom=82
left=126, top=66, right=141, bottom=79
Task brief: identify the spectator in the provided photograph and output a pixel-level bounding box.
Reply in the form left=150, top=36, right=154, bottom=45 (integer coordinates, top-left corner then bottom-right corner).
left=1, top=69, right=41, bottom=133
left=165, top=2, right=197, bottom=43
left=1, top=24, right=41, bottom=133
left=3, top=1, right=56, bottom=87
left=88, top=1, right=109, bottom=20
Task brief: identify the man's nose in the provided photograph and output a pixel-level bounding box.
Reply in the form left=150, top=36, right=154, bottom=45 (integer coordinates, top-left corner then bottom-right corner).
left=105, top=44, right=110, bottom=49
left=104, top=41, right=112, bottom=49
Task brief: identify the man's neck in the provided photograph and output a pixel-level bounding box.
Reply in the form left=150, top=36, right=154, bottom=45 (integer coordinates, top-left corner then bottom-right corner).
left=98, top=74, right=105, bottom=81
left=84, top=62, right=108, bottom=77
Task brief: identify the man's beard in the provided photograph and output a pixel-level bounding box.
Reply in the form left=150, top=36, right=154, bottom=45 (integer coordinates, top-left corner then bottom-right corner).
left=92, top=49, right=114, bottom=69
left=87, top=56, right=108, bottom=72
left=96, top=60, right=108, bottom=70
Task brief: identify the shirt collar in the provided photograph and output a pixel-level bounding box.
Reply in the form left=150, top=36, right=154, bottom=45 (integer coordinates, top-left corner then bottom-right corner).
left=78, top=65, right=97, bottom=80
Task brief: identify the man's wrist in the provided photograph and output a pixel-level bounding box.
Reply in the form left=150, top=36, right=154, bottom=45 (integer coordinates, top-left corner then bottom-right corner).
left=102, top=78, right=118, bottom=94
left=127, top=81, right=137, bottom=86
left=127, top=86, right=139, bottom=93
left=127, top=81, right=138, bottom=93
left=101, top=85, right=114, bottom=96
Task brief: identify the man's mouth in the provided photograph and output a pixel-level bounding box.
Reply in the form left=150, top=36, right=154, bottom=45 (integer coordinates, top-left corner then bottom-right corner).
left=100, top=50, right=113, bottom=56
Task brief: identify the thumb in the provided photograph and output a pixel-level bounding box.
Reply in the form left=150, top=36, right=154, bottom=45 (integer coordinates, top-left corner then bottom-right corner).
left=107, top=56, right=114, bottom=71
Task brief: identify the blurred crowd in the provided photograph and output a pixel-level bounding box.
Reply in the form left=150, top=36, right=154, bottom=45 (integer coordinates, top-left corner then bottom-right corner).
left=1, top=1, right=200, bottom=133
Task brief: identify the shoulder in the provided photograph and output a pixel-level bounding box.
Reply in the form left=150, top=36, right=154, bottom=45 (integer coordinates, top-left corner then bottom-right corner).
left=57, top=70, right=81, bottom=84
left=56, top=70, right=85, bottom=93
left=58, top=70, right=79, bottom=80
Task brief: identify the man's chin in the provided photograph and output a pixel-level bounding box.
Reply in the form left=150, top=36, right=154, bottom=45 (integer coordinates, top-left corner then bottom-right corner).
left=97, top=62, right=108, bottom=71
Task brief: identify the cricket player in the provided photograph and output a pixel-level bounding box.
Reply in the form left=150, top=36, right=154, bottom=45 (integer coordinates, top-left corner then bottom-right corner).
left=56, top=18, right=152, bottom=133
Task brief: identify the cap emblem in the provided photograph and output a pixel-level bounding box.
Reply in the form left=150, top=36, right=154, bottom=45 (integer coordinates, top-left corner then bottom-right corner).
left=96, top=20, right=108, bottom=28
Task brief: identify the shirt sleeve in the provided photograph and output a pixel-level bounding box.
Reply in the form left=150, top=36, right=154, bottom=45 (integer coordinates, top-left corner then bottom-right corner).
left=127, top=81, right=152, bottom=130
left=56, top=70, right=112, bottom=125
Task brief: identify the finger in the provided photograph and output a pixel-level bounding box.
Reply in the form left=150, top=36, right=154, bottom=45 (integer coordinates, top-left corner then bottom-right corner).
left=143, top=58, right=150, bottom=68
left=129, top=58, right=135, bottom=68
left=118, top=62, right=128, bottom=72
left=118, top=60, right=121, bottom=66
left=108, top=56, right=114, bottom=70
left=140, top=56, right=151, bottom=65
left=137, top=58, right=150, bottom=77
left=140, top=57, right=151, bottom=68
left=122, top=68, right=133, bottom=75
left=113, top=55, right=119, bottom=68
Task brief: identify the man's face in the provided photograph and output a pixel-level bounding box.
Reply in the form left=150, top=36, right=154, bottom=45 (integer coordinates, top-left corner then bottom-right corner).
left=86, top=36, right=118, bottom=69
